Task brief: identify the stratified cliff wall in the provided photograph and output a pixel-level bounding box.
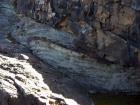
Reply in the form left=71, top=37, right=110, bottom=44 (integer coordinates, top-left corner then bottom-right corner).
left=8, top=0, right=140, bottom=93
left=0, top=1, right=93, bottom=105
left=3, top=0, right=140, bottom=105
left=11, top=0, right=140, bottom=66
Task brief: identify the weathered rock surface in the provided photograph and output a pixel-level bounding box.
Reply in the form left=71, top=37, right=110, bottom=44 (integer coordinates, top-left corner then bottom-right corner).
left=0, top=53, right=81, bottom=105
left=0, top=0, right=93, bottom=105
left=12, top=0, right=140, bottom=65
left=11, top=0, right=55, bottom=22
left=0, top=0, right=140, bottom=105
left=9, top=0, right=140, bottom=93
left=10, top=16, right=140, bottom=93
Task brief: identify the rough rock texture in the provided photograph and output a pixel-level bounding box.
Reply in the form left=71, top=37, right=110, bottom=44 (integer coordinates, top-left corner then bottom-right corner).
left=11, top=0, right=55, bottom=22
left=11, top=17, right=140, bottom=93
left=0, top=53, right=80, bottom=105
left=8, top=0, right=140, bottom=93
left=0, top=0, right=140, bottom=105
left=12, top=0, right=140, bottom=65
left=0, top=0, right=93, bottom=105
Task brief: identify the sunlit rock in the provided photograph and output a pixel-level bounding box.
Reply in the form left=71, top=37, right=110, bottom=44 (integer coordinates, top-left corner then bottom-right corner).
left=0, top=54, right=79, bottom=105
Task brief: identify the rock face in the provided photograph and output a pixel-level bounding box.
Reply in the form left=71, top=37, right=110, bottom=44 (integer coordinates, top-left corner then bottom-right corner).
left=8, top=0, right=140, bottom=93
left=0, top=0, right=93, bottom=105
left=11, top=0, right=55, bottom=22
left=53, top=0, right=139, bottom=62
left=12, top=0, right=140, bottom=65
left=0, top=53, right=80, bottom=105
left=132, top=0, right=140, bottom=10
left=11, top=17, right=140, bottom=93
left=0, top=0, right=140, bottom=104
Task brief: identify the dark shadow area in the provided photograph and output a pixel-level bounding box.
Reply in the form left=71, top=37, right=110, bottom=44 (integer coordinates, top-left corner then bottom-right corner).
left=27, top=53, right=94, bottom=105
left=92, top=93, right=140, bottom=105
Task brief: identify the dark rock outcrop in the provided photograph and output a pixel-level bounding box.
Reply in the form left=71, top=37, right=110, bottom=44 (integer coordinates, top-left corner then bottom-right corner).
left=0, top=0, right=140, bottom=105
left=9, top=0, right=140, bottom=93
left=0, top=0, right=93, bottom=105
left=11, top=0, right=140, bottom=65
left=11, top=17, right=140, bottom=93
left=11, top=0, right=55, bottom=23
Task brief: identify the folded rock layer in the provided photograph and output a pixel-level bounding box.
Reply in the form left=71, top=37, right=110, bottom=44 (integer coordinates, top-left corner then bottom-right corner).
left=10, top=0, right=140, bottom=93
left=0, top=1, right=140, bottom=105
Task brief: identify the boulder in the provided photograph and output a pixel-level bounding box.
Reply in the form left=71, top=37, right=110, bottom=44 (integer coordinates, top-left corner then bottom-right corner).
left=0, top=53, right=79, bottom=105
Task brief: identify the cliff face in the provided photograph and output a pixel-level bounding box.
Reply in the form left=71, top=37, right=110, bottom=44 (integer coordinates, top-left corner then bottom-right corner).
left=9, top=0, right=140, bottom=93
left=11, top=16, right=140, bottom=93
left=0, top=0, right=93, bottom=105
left=11, top=0, right=140, bottom=65
left=0, top=1, right=140, bottom=104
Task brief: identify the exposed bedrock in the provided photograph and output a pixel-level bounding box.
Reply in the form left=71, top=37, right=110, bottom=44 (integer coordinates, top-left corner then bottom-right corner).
left=0, top=0, right=93, bottom=105
left=11, top=17, right=140, bottom=93
left=11, top=0, right=140, bottom=66
left=9, top=0, right=140, bottom=93
left=0, top=0, right=140, bottom=103
left=0, top=53, right=83, bottom=105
